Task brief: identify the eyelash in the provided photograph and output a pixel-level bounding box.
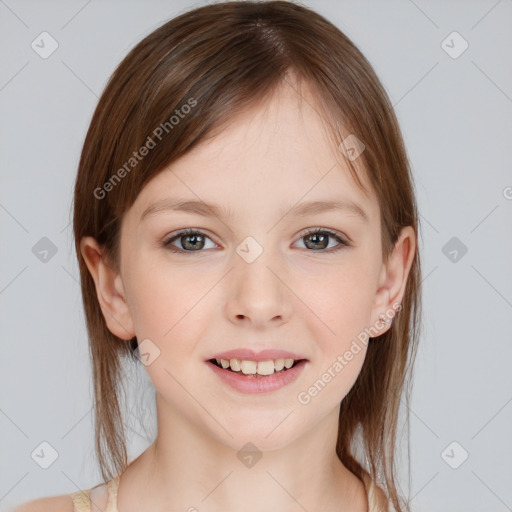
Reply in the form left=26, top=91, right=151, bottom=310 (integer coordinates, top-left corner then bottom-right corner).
left=162, top=227, right=350, bottom=255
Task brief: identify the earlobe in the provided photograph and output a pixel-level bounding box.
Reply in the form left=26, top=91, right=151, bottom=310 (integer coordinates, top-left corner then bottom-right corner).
left=80, top=236, right=135, bottom=340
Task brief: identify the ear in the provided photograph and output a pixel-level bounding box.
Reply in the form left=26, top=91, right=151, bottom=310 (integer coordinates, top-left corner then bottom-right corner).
left=80, top=236, right=135, bottom=340
left=370, top=226, right=416, bottom=335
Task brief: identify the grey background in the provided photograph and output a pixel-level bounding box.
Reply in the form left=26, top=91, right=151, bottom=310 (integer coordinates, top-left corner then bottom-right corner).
left=1, top=1, right=511, bottom=511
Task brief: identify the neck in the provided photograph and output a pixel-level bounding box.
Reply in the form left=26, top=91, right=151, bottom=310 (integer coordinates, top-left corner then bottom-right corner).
left=117, top=391, right=367, bottom=512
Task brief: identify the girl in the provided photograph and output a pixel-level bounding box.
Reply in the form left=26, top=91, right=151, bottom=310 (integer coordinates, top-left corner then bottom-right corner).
left=15, top=1, right=421, bottom=511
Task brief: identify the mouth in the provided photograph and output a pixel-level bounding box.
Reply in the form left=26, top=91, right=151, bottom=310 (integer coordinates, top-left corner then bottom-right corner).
left=206, top=357, right=308, bottom=393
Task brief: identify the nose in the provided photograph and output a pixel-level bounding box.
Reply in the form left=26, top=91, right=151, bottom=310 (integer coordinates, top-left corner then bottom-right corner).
left=225, top=253, right=292, bottom=328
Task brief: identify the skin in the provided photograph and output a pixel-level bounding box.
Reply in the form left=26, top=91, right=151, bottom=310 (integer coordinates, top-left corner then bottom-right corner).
left=79, top=77, right=416, bottom=512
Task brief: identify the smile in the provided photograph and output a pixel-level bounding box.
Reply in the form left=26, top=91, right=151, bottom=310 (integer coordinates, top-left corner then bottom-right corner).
left=206, top=359, right=308, bottom=394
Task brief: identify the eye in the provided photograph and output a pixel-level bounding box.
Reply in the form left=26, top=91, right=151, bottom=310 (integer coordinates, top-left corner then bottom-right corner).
left=294, top=227, right=350, bottom=253
left=162, top=229, right=217, bottom=254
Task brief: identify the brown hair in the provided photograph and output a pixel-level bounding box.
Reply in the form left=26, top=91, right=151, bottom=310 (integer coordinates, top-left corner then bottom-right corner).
left=73, top=2, right=422, bottom=510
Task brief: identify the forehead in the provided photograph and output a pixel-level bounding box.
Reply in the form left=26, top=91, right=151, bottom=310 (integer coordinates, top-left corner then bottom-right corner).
left=130, top=79, right=378, bottom=224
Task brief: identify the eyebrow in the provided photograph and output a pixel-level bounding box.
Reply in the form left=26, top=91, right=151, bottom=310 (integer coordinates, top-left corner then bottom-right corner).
left=140, top=197, right=369, bottom=223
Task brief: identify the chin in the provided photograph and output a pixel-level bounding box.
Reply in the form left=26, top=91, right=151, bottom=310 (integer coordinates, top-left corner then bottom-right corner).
left=205, top=414, right=302, bottom=452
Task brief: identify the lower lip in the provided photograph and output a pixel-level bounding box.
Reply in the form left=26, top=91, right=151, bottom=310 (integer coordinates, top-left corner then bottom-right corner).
left=206, top=360, right=308, bottom=394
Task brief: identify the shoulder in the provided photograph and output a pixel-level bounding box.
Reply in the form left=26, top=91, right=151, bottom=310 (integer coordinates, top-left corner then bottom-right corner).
left=10, top=494, right=75, bottom=512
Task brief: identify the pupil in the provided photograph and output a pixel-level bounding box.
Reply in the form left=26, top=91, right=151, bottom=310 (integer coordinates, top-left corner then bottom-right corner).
left=183, top=234, right=203, bottom=250
left=305, top=233, right=328, bottom=250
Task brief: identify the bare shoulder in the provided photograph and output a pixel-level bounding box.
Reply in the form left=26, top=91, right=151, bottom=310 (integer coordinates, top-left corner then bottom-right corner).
left=10, top=493, right=74, bottom=512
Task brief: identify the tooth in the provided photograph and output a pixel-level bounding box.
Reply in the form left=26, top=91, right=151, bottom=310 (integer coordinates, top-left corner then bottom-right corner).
left=274, top=358, right=285, bottom=371
left=241, top=360, right=257, bottom=374
left=215, top=357, right=298, bottom=373
left=257, top=360, right=275, bottom=376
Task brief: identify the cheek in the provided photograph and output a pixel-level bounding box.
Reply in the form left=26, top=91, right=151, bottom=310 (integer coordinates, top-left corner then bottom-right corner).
left=293, top=261, right=375, bottom=401
left=125, top=257, right=216, bottom=375
left=298, top=263, right=377, bottom=343
left=296, top=342, right=368, bottom=417
left=127, top=274, right=175, bottom=336
left=126, top=256, right=204, bottom=336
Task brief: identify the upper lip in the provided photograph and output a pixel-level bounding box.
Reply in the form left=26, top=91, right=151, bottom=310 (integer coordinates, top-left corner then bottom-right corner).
left=207, top=349, right=308, bottom=362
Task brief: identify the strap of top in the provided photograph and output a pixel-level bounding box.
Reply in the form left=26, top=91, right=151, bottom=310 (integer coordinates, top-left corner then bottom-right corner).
left=70, top=476, right=120, bottom=512
left=70, top=488, right=91, bottom=512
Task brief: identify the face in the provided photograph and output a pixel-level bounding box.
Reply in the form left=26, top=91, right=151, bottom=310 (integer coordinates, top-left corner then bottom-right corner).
left=83, top=80, right=406, bottom=452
